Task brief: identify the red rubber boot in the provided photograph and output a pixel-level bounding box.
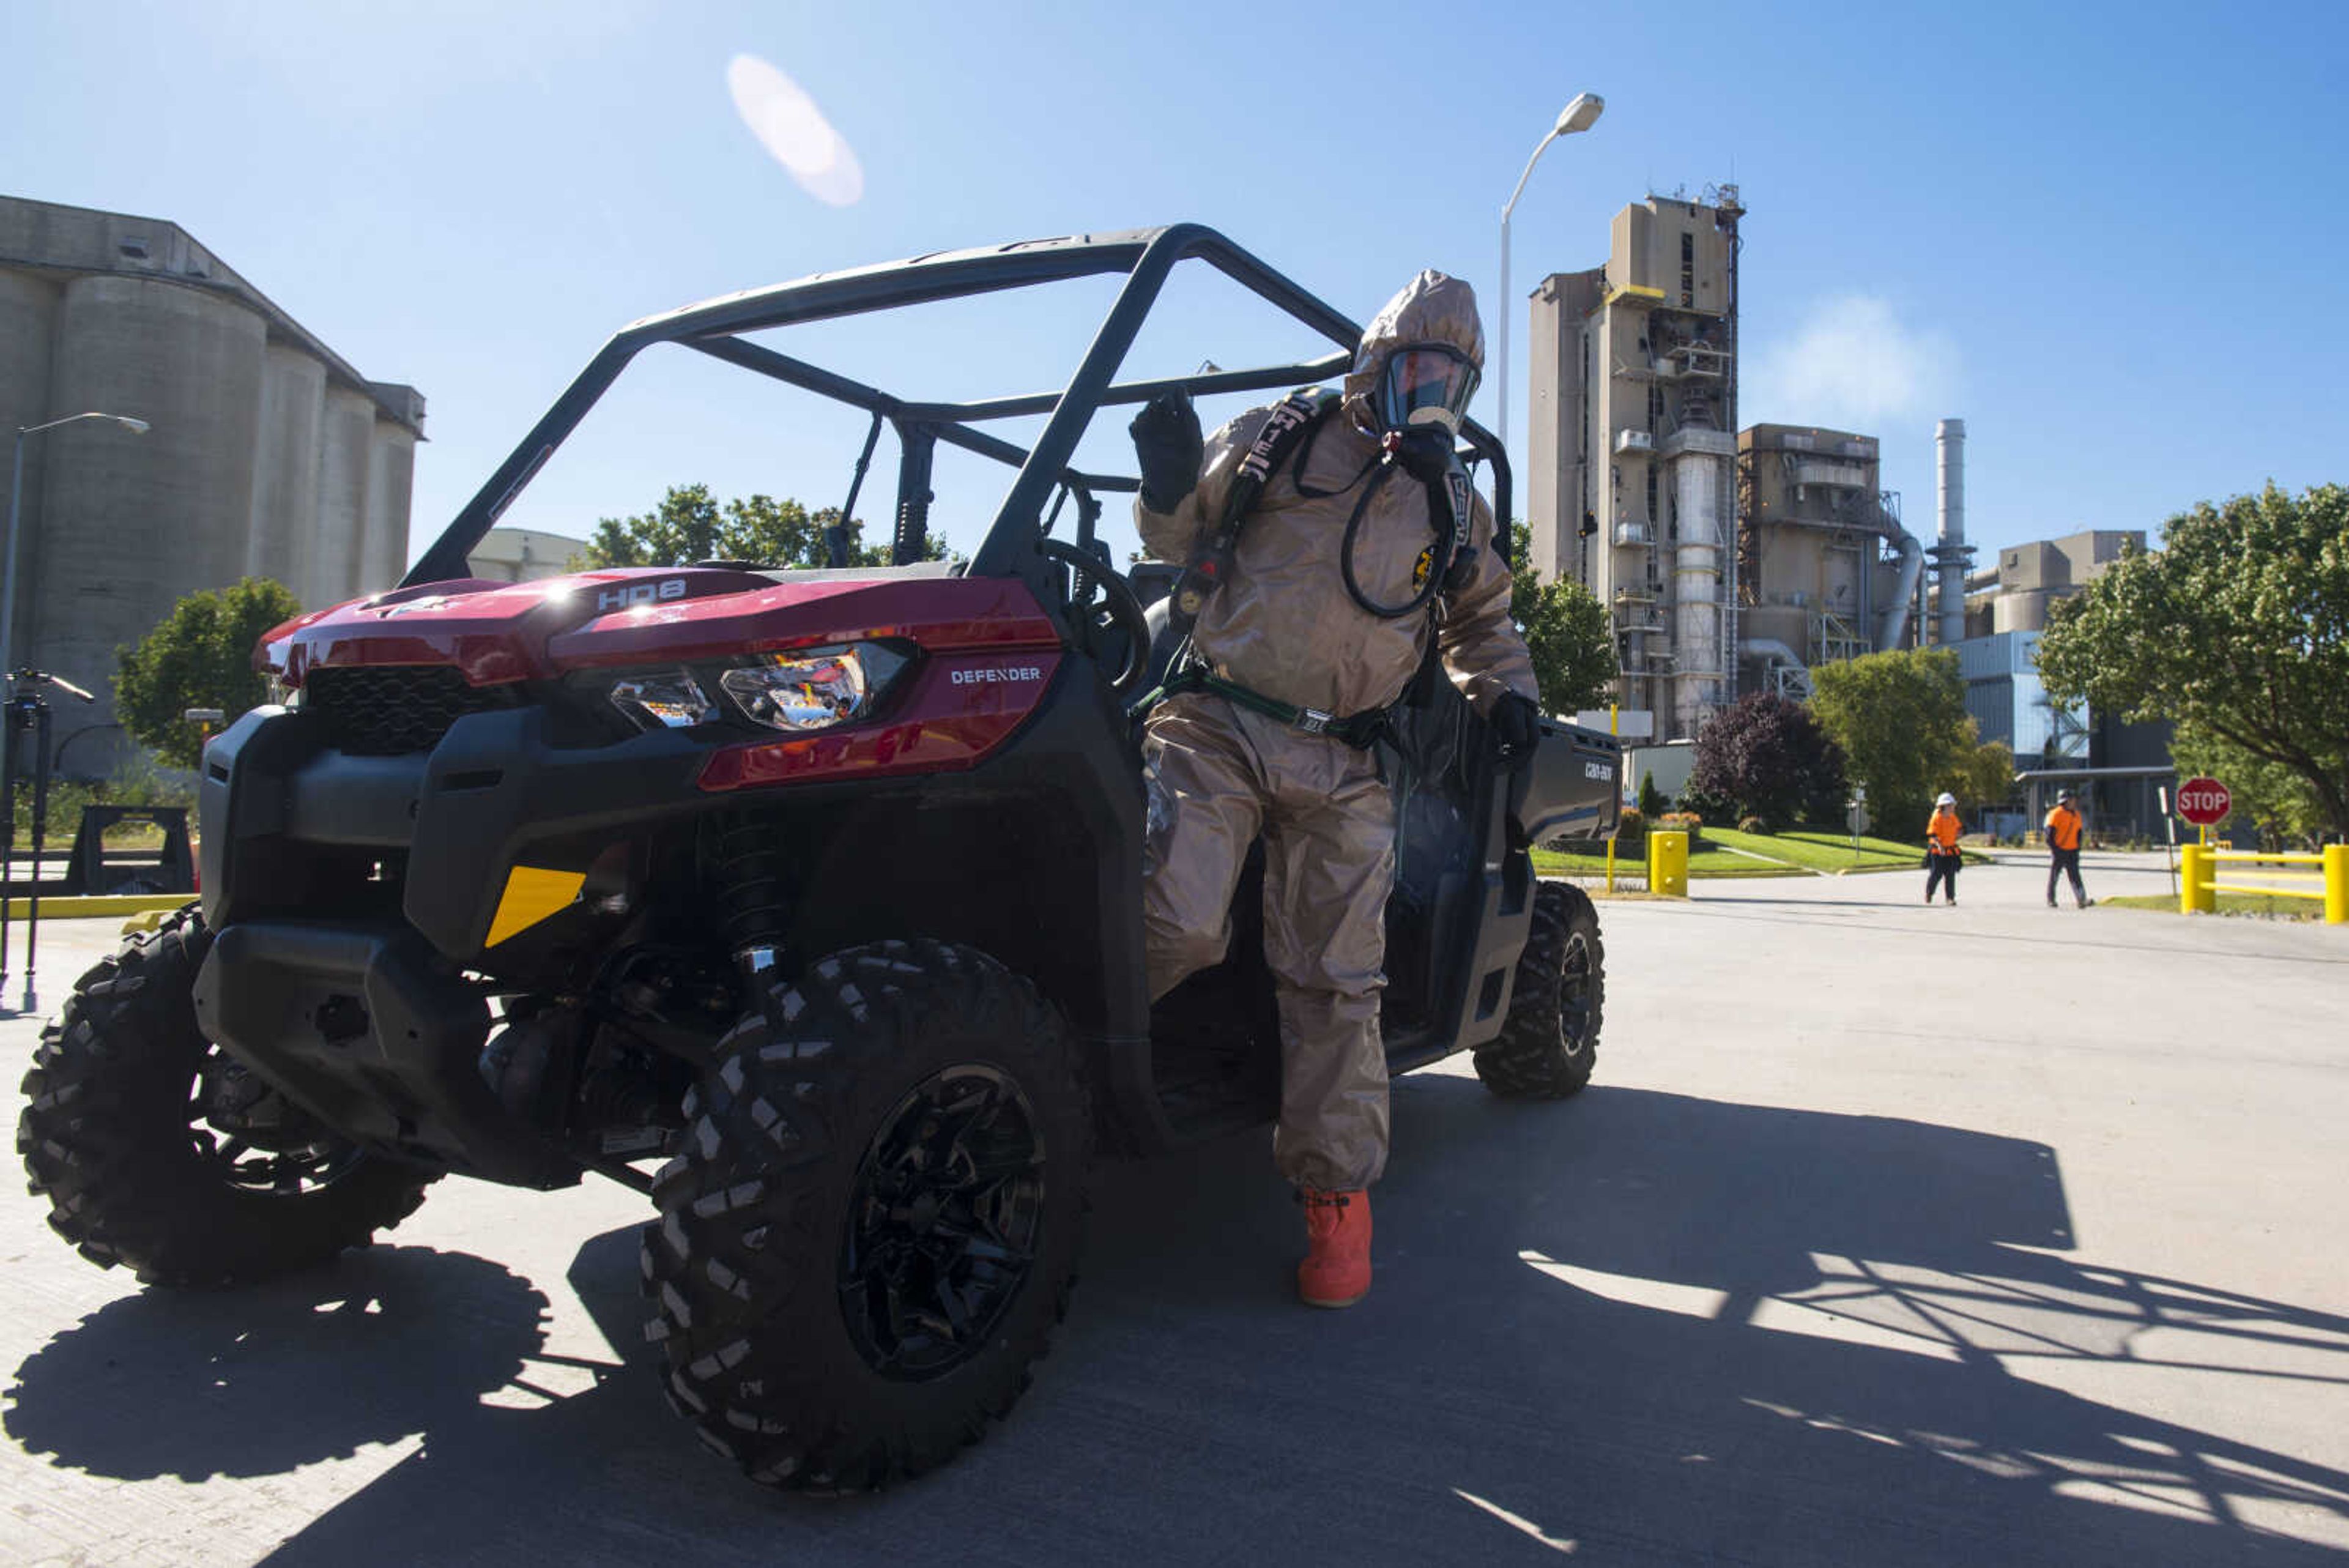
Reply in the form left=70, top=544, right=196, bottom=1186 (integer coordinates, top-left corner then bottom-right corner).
left=1296, top=1188, right=1371, bottom=1308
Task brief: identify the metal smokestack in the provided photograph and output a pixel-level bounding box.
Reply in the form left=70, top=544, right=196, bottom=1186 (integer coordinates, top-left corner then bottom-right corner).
left=1934, top=418, right=1967, bottom=646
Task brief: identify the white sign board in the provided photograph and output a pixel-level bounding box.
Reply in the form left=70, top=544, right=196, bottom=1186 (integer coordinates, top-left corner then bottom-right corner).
left=1575, top=708, right=1655, bottom=739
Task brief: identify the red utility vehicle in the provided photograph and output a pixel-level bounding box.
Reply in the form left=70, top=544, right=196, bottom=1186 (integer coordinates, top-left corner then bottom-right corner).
left=19, top=227, right=1619, bottom=1490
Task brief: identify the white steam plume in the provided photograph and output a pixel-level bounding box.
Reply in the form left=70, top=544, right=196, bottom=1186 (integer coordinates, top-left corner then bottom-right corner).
left=1743, top=295, right=1956, bottom=428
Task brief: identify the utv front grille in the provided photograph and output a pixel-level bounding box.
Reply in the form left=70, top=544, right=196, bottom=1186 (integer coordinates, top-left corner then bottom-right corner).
left=305, top=666, right=523, bottom=756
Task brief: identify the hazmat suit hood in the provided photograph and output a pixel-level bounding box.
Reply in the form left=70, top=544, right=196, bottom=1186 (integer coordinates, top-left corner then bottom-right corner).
left=1342, top=270, right=1486, bottom=430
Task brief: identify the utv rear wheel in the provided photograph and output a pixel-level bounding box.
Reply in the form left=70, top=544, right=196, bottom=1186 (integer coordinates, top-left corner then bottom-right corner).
left=17, top=906, right=438, bottom=1286
left=643, top=939, right=1089, bottom=1492
left=1473, top=881, right=1605, bottom=1100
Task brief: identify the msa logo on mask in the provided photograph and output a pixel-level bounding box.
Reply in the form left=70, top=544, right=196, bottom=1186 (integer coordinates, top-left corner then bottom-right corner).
left=1412, top=547, right=1433, bottom=590
left=596, top=579, right=689, bottom=612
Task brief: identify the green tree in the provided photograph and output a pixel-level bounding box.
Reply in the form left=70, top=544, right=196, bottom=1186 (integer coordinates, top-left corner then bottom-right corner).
left=583, top=483, right=944, bottom=570
left=1807, top=646, right=1972, bottom=834
left=114, top=577, right=302, bottom=768
left=1947, top=728, right=2017, bottom=816
left=2170, top=718, right=2322, bottom=849
left=1685, top=692, right=1847, bottom=830
left=2036, top=483, right=2349, bottom=840
left=1636, top=770, right=1666, bottom=818
left=1508, top=522, right=1616, bottom=716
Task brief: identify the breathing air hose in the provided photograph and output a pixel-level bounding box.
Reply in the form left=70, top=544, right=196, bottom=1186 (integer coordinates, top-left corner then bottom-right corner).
left=1339, top=458, right=1464, bottom=621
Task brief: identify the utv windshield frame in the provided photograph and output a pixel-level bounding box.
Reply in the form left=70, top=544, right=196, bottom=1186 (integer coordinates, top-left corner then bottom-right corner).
left=403, top=223, right=1512, bottom=604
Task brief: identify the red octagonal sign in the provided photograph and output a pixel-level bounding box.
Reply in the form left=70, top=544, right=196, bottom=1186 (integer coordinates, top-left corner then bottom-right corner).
left=2177, top=776, right=2232, bottom=825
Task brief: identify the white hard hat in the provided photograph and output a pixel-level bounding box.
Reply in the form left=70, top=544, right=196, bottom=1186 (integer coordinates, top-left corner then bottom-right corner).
left=1935, top=792, right=1957, bottom=806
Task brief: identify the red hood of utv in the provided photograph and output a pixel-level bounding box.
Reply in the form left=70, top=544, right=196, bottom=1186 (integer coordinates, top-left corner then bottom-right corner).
left=259, top=567, right=1059, bottom=685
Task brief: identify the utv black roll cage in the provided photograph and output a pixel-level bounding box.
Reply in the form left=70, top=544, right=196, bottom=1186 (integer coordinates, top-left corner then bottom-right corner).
left=403, top=224, right=1512, bottom=606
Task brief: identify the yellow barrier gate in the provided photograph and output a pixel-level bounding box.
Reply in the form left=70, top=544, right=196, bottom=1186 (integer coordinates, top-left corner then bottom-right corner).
left=2179, top=842, right=2348, bottom=924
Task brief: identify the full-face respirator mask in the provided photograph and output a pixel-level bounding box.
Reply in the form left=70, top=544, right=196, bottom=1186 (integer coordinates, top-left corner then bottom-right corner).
left=1348, top=343, right=1483, bottom=616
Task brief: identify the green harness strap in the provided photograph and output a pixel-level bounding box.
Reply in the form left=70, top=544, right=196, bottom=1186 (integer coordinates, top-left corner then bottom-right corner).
left=1138, top=663, right=1393, bottom=751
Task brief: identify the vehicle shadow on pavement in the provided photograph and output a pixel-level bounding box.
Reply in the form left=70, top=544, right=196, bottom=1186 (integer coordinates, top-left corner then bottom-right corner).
left=4, top=1247, right=551, bottom=1481
left=15, top=1085, right=2348, bottom=1566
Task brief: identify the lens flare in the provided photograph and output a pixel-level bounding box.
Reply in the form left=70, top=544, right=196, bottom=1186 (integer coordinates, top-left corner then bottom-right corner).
left=725, top=54, right=864, bottom=207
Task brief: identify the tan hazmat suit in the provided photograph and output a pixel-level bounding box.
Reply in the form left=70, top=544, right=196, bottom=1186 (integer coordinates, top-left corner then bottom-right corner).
left=1137, top=270, right=1537, bottom=1191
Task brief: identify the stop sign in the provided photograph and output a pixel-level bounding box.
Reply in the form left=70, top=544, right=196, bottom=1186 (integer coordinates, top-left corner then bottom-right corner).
left=2177, top=776, right=2232, bottom=825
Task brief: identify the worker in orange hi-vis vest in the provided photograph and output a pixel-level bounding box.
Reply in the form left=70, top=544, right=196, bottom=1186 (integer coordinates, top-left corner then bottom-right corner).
left=2044, top=790, right=2093, bottom=908
left=1924, top=792, right=1964, bottom=905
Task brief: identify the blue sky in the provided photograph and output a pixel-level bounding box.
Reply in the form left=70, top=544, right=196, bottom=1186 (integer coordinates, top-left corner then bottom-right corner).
left=8, top=0, right=2345, bottom=579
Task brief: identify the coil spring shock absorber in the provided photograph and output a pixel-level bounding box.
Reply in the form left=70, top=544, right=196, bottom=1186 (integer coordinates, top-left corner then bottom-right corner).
left=708, top=812, right=790, bottom=988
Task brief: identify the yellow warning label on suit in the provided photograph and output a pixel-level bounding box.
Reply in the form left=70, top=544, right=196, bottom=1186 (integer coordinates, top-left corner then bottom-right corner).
left=486, top=866, right=585, bottom=946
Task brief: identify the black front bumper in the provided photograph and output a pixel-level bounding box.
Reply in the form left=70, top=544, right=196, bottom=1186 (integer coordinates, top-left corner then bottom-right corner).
left=202, top=704, right=708, bottom=960
left=190, top=918, right=574, bottom=1185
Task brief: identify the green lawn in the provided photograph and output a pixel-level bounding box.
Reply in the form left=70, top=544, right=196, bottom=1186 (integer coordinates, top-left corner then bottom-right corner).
left=1531, top=842, right=1802, bottom=880
left=1712, top=828, right=1991, bottom=872
left=1534, top=826, right=1989, bottom=881
left=2101, top=892, right=2324, bottom=921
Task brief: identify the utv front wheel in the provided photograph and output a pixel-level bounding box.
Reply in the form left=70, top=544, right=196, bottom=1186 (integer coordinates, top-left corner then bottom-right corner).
left=17, top=907, right=438, bottom=1285
left=1473, top=881, right=1605, bottom=1100
left=643, top=940, right=1090, bottom=1492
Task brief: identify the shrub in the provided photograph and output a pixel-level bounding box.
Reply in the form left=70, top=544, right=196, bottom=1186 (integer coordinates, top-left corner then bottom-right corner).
left=1636, top=771, right=1666, bottom=818
left=1737, top=815, right=1766, bottom=834
left=10, top=759, right=198, bottom=850
left=1614, top=807, right=1646, bottom=845
left=1657, top=809, right=1705, bottom=847
left=1687, top=692, right=1846, bottom=830
left=1679, top=783, right=1736, bottom=823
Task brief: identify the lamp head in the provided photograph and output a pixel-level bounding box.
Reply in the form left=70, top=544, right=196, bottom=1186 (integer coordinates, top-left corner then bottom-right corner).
left=1554, top=93, right=1604, bottom=137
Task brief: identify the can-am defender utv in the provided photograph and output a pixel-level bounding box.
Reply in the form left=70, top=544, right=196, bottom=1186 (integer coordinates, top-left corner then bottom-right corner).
left=18, top=226, right=1620, bottom=1491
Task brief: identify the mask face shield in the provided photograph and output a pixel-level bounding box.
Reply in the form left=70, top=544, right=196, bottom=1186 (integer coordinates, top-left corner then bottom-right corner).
left=1373, top=343, right=1480, bottom=434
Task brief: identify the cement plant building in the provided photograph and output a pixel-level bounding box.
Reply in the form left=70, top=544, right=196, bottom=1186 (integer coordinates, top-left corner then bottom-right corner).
left=1, top=195, right=422, bottom=770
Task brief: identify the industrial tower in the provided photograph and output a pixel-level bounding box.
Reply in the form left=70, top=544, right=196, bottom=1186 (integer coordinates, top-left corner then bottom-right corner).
left=1525, top=189, right=1743, bottom=741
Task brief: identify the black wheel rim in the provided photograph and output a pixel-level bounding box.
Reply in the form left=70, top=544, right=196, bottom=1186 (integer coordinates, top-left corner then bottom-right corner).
left=188, top=1048, right=368, bottom=1196
left=1557, top=931, right=1595, bottom=1057
left=839, top=1065, right=1045, bottom=1381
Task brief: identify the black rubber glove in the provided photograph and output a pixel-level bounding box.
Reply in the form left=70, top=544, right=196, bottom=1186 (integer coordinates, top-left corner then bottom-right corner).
left=1130, top=390, right=1203, bottom=513
left=1491, top=692, right=1542, bottom=764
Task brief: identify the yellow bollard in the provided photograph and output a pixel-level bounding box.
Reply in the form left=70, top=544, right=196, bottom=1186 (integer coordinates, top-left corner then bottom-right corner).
left=2325, top=844, right=2348, bottom=926
left=1648, top=829, right=1690, bottom=898
left=2180, top=843, right=2214, bottom=914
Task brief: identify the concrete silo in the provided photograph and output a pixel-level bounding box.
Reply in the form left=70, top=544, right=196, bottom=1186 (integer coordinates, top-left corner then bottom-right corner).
left=0, top=196, right=423, bottom=775
left=362, top=387, right=423, bottom=591
left=247, top=343, right=327, bottom=597
left=317, top=385, right=380, bottom=607
left=0, top=269, right=61, bottom=658
left=31, top=272, right=265, bottom=700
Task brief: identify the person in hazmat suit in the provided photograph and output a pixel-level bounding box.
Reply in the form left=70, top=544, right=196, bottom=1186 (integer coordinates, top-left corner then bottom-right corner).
left=1126, top=270, right=1540, bottom=1309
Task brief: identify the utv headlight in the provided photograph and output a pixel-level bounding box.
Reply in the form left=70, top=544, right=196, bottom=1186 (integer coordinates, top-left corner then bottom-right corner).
left=607, top=669, right=718, bottom=730
left=721, top=642, right=909, bottom=732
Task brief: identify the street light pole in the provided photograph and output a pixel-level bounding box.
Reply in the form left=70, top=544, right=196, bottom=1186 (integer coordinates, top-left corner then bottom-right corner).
left=3, top=412, right=151, bottom=689
left=1495, top=92, right=1605, bottom=474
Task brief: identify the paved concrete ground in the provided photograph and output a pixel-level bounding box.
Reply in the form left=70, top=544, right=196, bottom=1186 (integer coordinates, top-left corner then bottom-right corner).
left=2, top=856, right=2344, bottom=1566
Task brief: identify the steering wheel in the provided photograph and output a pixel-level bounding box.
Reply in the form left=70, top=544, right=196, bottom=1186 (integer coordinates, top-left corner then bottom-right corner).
left=1035, top=538, right=1151, bottom=697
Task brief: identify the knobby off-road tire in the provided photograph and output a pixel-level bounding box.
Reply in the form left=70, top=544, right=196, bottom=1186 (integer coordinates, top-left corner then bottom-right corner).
left=643, top=939, right=1091, bottom=1492
left=1473, top=881, right=1606, bottom=1100
left=17, top=905, right=437, bottom=1286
